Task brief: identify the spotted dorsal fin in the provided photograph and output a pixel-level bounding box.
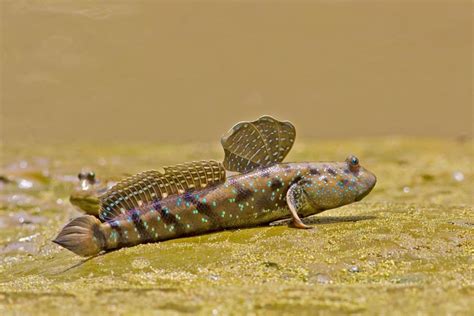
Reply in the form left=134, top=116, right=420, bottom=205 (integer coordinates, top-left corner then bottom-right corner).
left=98, top=160, right=226, bottom=221
left=221, top=116, right=296, bottom=173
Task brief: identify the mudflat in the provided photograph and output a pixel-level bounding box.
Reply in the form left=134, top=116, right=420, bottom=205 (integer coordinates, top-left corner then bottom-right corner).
left=0, top=138, right=472, bottom=315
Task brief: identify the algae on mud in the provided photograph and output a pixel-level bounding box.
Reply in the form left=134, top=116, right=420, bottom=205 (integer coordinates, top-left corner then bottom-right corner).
left=0, top=138, right=472, bottom=315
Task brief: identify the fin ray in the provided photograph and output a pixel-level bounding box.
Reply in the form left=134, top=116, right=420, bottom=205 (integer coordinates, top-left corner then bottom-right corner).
left=221, top=116, right=296, bottom=173
left=53, top=215, right=103, bottom=257
left=99, top=160, right=226, bottom=221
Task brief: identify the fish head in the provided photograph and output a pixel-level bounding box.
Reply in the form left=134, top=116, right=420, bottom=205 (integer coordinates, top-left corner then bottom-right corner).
left=69, top=171, right=101, bottom=216
left=301, top=155, right=376, bottom=211
left=344, top=155, right=377, bottom=201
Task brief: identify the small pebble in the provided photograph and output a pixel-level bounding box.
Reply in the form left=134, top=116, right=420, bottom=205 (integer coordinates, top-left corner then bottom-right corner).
left=349, top=266, right=360, bottom=273
left=453, top=171, right=464, bottom=182
left=18, top=233, right=40, bottom=242
left=209, top=274, right=219, bottom=281
left=18, top=179, right=33, bottom=189
left=403, top=186, right=410, bottom=193
left=316, top=273, right=331, bottom=284
left=6, top=194, right=35, bottom=206
left=131, top=258, right=150, bottom=269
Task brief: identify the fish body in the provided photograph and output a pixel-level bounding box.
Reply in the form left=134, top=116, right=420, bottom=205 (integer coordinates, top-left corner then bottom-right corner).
left=55, top=116, right=377, bottom=257
left=55, top=159, right=376, bottom=256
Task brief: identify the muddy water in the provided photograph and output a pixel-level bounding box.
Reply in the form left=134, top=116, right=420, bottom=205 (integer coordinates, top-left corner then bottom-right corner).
left=2, top=1, right=472, bottom=145
left=0, top=139, right=473, bottom=314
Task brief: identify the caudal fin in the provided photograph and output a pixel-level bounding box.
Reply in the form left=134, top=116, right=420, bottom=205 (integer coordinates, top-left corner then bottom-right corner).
left=53, top=215, right=104, bottom=257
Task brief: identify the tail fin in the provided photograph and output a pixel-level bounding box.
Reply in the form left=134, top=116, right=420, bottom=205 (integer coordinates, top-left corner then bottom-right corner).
left=53, top=215, right=105, bottom=257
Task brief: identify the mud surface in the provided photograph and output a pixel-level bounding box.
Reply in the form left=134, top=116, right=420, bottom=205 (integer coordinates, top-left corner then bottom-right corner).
left=0, top=138, right=472, bottom=315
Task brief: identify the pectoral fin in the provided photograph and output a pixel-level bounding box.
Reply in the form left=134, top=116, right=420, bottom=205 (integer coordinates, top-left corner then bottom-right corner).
left=286, top=183, right=313, bottom=229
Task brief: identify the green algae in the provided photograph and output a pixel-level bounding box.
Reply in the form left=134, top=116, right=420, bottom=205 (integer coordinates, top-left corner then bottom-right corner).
left=0, top=138, right=472, bottom=315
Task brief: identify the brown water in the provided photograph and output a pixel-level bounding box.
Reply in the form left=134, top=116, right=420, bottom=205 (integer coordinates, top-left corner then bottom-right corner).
left=1, top=1, right=472, bottom=144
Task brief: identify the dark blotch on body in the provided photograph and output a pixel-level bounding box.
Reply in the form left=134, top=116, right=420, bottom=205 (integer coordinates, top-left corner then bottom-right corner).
left=309, top=168, right=320, bottom=175
left=179, top=194, right=218, bottom=225
left=131, top=209, right=151, bottom=241
left=327, top=168, right=337, bottom=176
left=160, top=209, right=178, bottom=226
left=196, top=201, right=221, bottom=227
left=154, top=201, right=179, bottom=226
left=270, top=179, right=284, bottom=191
left=109, top=220, right=126, bottom=247
left=92, top=223, right=107, bottom=249
left=196, top=201, right=211, bottom=213
left=290, top=175, right=303, bottom=186
left=235, top=187, right=253, bottom=203
left=183, top=192, right=195, bottom=203
left=152, top=200, right=162, bottom=210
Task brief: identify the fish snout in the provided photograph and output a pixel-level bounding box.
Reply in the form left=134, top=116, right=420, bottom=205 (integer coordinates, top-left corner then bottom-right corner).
left=355, top=169, right=377, bottom=201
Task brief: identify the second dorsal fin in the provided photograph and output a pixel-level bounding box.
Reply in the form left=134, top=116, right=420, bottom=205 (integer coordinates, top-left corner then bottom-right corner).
left=98, top=160, right=226, bottom=221
left=221, top=116, right=296, bottom=173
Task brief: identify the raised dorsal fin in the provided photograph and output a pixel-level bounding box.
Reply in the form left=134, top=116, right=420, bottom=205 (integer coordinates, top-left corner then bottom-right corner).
left=98, top=160, right=226, bottom=221
left=221, top=116, right=296, bottom=173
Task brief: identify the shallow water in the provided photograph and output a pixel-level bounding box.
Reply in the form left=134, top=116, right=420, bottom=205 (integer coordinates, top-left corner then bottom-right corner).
left=0, top=138, right=472, bottom=315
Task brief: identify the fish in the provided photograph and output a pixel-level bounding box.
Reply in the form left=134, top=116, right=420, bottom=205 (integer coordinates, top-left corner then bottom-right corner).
left=69, top=171, right=102, bottom=217
left=54, top=116, right=376, bottom=257
left=69, top=171, right=125, bottom=217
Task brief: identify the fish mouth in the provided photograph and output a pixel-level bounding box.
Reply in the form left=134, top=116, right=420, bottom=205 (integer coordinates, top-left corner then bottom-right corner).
left=355, top=188, right=372, bottom=201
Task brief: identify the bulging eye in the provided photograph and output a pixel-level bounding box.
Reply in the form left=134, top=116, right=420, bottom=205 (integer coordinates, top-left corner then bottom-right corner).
left=346, top=155, right=360, bottom=171
left=86, top=172, right=96, bottom=183
left=78, top=171, right=96, bottom=183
